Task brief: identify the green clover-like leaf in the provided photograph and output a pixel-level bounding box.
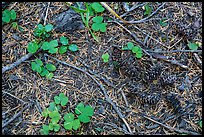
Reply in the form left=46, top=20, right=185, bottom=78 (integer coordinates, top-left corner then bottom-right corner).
left=2, top=9, right=11, bottom=23
left=188, top=42, right=199, bottom=50
left=64, top=113, right=75, bottom=122
left=92, top=16, right=103, bottom=23
left=64, top=121, right=73, bottom=130
left=42, top=42, right=50, bottom=51
left=31, top=59, right=43, bottom=73
left=48, top=47, right=58, bottom=54
left=46, top=72, right=54, bottom=79
left=135, top=52, right=143, bottom=59
left=144, top=4, right=152, bottom=16
left=40, top=67, right=49, bottom=77
left=59, top=46, right=68, bottom=54
left=10, top=9, right=17, bottom=20
left=27, top=42, right=39, bottom=53
left=49, top=110, right=61, bottom=123
left=83, top=105, right=94, bottom=116
left=102, top=53, right=109, bottom=63
left=45, top=24, right=53, bottom=32
left=53, top=124, right=60, bottom=132
left=91, top=2, right=105, bottom=13
left=132, top=46, right=139, bottom=53
left=46, top=63, right=56, bottom=72
left=40, top=125, right=49, bottom=135
left=75, top=102, right=85, bottom=115
left=42, top=108, right=50, bottom=117
left=48, top=102, right=57, bottom=112
left=78, top=113, right=91, bottom=123
left=127, top=42, right=134, bottom=50
left=68, top=44, right=79, bottom=52
left=92, top=16, right=107, bottom=32
left=54, top=96, right=60, bottom=105
left=60, top=36, right=69, bottom=45
left=72, top=119, right=80, bottom=130
left=50, top=40, right=58, bottom=47
left=49, top=123, right=54, bottom=131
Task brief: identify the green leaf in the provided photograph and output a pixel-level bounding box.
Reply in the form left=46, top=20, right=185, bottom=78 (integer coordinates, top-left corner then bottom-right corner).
left=10, top=9, right=16, bottom=20
left=31, top=59, right=43, bottom=73
left=159, top=19, right=168, bottom=27
left=48, top=102, right=56, bottom=112
left=37, top=24, right=44, bottom=30
left=144, top=4, right=152, bottom=16
left=59, top=46, right=67, bottom=54
left=50, top=40, right=58, bottom=47
left=72, top=119, right=80, bottom=130
left=92, top=16, right=103, bottom=23
left=41, top=125, right=49, bottom=135
left=60, top=36, right=69, bottom=45
left=64, top=121, right=73, bottom=130
left=48, top=47, right=58, bottom=54
left=188, top=42, right=199, bottom=50
left=99, top=23, right=107, bottom=32
left=42, top=42, right=50, bottom=51
left=49, top=111, right=60, bottom=122
left=135, top=52, right=143, bottom=59
left=91, top=2, right=105, bottom=13
left=64, top=113, right=74, bottom=122
left=2, top=9, right=11, bottom=23
left=61, top=97, right=68, bottom=106
left=27, top=42, right=39, bottom=53
left=12, top=22, right=18, bottom=29
left=46, top=63, right=56, bottom=72
left=40, top=67, right=49, bottom=77
left=132, top=46, right=139, bottom=53
left=122, top=46, right=129, bottom=50
left=46, top=72, right=54, bottom=79
left=45, top=24, right=53, bottom=32
left=59, top=93, right=66, bottom=98
left=53, top=124, right=60, bottom=132
left=102, top=53, right=109, bottom=63
left=83, top=106, right=94, bottom=116
left=42, top=108, right=50, bottom=117
left=49, top=123, right=54, bottom=131
left=127, top=42, right=134, bottom=50
left=91, top=23, right=100, bottom=31
left=54, top=96, right=60, bottom=105
left=75, top=102, right=84, bottom=115
left=78, top=113, right=90, bottom=123
left=68, top=44, right=79, bottom=52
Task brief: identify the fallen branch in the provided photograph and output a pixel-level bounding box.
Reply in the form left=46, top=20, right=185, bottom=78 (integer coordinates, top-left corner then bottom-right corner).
left=2, top=102, right=33, bottom=128
left=143, top=115, right=200, bottom=135
left=44, top=54, right=133, bottom=134
left=2, top=53, right=34, bottom=74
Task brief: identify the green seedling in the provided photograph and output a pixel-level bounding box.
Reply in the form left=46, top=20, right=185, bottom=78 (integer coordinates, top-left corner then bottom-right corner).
left=2, top=9, right=16, bottom=24
left=122, top=42, right=143, bottom=59
left=49, top=110, right=61, bottom=123
left=40, top=125, right=50, bottom=135
left=75, top=102, right=94, bottom=123
left=102, top=53, right=109, bottom=63
left=188, top=41, right=201, bottom=50
left=27, top=41, right=40, bottom=53
left=49, top=122, right=60, bottom=132
left=144, top=3, right=152, bottom=16
left=42, top=40, right=58, bottom=54
left=60, top=36, right=69, bottom=45
left=68, top=44, right=79, bottom=52
left=12, top=22, right=18, bottom=29
left=54, top=93, right=69, bottom=106
left=92, top=16, right=107, bottom=32
left=91, top=2, right=105, bottom=13
left=31, top=59, right=43, bottom=73
left=63, top=113, right=81, bottom=130
left=47, top=102, right=60, bottom=112
left=59, top=46, right=68, bottom=54
left=34, top=23, right=53, bottom=38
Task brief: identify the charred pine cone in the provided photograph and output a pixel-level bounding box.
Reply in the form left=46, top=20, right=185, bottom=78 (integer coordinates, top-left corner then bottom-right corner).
left=160, top=74, right=177, bottom=87
left=165, top=93, right=184, bottom=114
left=143, top=65, right=162, bottom=83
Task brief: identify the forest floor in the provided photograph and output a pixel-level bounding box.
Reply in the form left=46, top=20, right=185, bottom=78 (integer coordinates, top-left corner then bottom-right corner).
left=2, top=2, right=202, bottom=135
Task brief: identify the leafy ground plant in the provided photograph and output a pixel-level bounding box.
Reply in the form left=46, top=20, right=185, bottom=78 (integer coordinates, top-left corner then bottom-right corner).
left=2, top=9, right=16, bottom=24
left=188, top=41, right=201, bottom=50
left=41, top=93, right=94, bottom=135
left=34, top=23, right=53, bottom=39
left=143, top=3, right=152, bottom=16
left=102, top=53, right=109, bottom=62
left=122, top=42, right=143, bottom=59
left=92, top=16, right=107, bottom=32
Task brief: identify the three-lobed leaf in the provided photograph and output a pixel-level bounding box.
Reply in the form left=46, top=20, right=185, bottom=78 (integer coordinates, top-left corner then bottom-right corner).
left=91, top=2, right=105, bottom=13
left=45, top=24, right=53, bottom=32
left=27, top=42, right=39, bottom=53
left=68, top=44, right=79, bottom=52
left=40, top=125, right=49, bottom=135
left=42, top=108, right=50, bottom=117
left=60, top=36, right=69, bottom=45
left=102, top=53, right=109, bottom=63
left=92, top=16, right=107, bottom=32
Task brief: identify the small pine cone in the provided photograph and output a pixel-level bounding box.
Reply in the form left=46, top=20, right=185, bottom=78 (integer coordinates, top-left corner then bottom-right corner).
left=165, top=93, right=184, bottom=114
left=134, top=92, right=161, bottom=105
left=160, top=74, right=177, bottom=87
left=143, top=65, right=162, bottom=82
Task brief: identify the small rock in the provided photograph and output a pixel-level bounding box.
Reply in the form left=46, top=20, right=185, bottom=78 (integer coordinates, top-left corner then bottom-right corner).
left=54, top=9, right=84, bottom=33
